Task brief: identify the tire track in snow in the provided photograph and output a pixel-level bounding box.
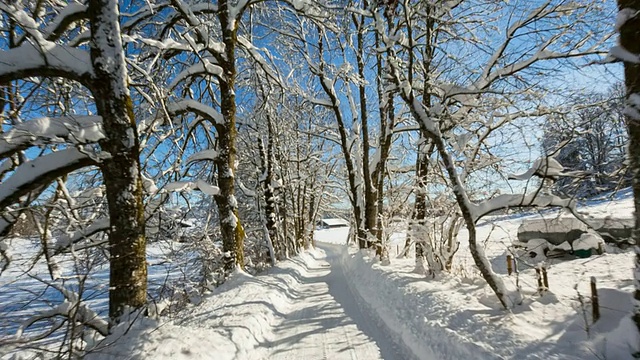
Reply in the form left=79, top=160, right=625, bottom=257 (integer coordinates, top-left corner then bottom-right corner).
left=266, top=247, right=410, bottom=360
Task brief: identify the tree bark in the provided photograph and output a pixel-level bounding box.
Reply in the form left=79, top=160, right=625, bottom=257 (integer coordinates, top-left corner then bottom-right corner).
left=617, top=0, right=640, bottom=334
left=88, top=0, right=147, bottom=321
left=411, top=140, right=433, bottom=264
left=215, top=1, right=244, bottom=273
left=353, top=8, right=378, bottom=245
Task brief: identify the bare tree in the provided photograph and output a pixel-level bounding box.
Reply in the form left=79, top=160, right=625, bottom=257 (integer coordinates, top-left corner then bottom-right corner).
left=542, top=85, right=629, bottom=197
left=373, top=0, right=610, bottom=307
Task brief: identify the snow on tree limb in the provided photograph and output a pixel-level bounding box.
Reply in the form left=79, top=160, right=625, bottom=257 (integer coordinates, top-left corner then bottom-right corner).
left=0, top=2, right=93, bottom=84
left=237, top=35, right=283, bottom=86
left=0, top=148, right=108, bottom=210
left=121, top=1, right=171, bottom=30
left=54, top=218, right=110, bottom=253
left=617, top=8, right=640, bottom=31
left=166, top=100, right=224, bottom=125
left=186, top=149, right=219, bottom=164
left=0, top=42, right=93, bottom=86
left=15, top=277, right=109, bottom=338
left=607, top=45, right=640, bottom=63
left=627, top=93, right=640, bottom=121
left=167, top=0, right=225, bottom=59
left=0, top=158, right=15, bottom=181
left=470, top=193, right=577, bottom=223
left=164, top=180, right=220, bottom=196
left=167, top=59, right=224, bottom=90
left=473, top=3, right=609, bottom=91
left=0, top=214, right=15, bottom=239
left=42, top=2, right=88, bottom=41
left=507, top=156, right=564, bottom=181
left=0, top=116, right=104, bottom=158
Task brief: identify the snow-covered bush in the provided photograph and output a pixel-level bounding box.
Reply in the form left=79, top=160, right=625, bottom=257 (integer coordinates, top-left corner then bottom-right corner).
left=412, top=213, right=462, bottom=276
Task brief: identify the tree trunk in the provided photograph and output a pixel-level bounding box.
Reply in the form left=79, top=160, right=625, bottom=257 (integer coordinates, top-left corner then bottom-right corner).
left=353, top=8, right=378, bottom=244
left=411, top=140, right=433, bottom=266
left=259, top=130, right=278, bottom=264
left=374, top=88, right=394, bottom=260
left=434, top=134, right=513, bottom=309
left=409, top=4, right=436, bottom=267
left=316, top=30, right=367, bottom=249
left=214, top=2, right=244, bottom=274
left=89, top=0, right=147, bottom=321
left=265, top=115, right=279, bottom=259
left=617, top=0, right=640, bottom=334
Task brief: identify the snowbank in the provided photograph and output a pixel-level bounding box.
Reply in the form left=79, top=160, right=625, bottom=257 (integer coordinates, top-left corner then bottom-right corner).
left=86, top=262, right=304, bottom=359
left=336, top=245, right=504, bottom=360
left=336, top=243, right=637, bottom=359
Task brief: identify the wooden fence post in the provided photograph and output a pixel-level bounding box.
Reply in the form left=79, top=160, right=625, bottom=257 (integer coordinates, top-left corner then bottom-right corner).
left=535, top=266, right=543, bottom=293
left=542, top=265, right=549, bottom=290
left=591, top=276, right=600, bottom=323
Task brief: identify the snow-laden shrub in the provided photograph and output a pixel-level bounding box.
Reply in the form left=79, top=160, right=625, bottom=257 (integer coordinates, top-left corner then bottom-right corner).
left=412, top=213, right=462, bottom=276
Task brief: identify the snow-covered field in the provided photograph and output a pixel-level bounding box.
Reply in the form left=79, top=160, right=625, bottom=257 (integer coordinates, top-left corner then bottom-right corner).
left=332, top=190, right=638, bottom=359
left=1, top=190, right=638, bottom=359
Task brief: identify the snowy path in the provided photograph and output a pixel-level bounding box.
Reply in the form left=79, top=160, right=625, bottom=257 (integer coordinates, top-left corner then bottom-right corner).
left=85, top=244, right=415, bottom=359
left=265, top=244, right=409, bottom=360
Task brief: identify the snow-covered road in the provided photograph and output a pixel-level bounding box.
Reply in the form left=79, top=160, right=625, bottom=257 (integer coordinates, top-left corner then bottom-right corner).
left=84, top=243, right=416, bottom=359
left=266, top=244, right=409, bottom=360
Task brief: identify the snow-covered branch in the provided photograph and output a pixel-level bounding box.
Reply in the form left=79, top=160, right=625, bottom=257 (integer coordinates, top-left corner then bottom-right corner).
left=0, top=116, right=104, bottom=158
left=166, top=100, right=224, bottom=125
left=164, top=180, right=220, bottom=196
left=42, top=2, right=88, bottom=41
left=15, top=277, right=108, bottom=338
left=167, top=59, right=224, bottom=90
left=166, top=0, right=225, bottom=61
left=474, top=3, right=609, bottom=90
left=186, top=149, right=219, bottom=164
left=54, top=218, right=111, bottom=253
left=470, top=193, right=577, bottom=223
left=0, top=149, right=108, bottom=210
left=0, top=42, right=93, bottom=86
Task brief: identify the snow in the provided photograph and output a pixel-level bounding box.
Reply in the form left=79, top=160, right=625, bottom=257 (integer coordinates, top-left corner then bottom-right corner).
left=91, top=0, right=129, bottom=98
left=0, top=148, right=107, bottom=209
left=166, top=100, right=224, bottom=125
left=0, top=42, right=92, bottom=84
left=573, top=231, right=604, bottom=251
left=185, top=149, right=219, bottom=164
left=86, top=248, right=407, bottom=359
left=317, top=218, right=350, bottom=228
left=315, top=226, right=350, bottom=244
left=508, top=156, right=564, bottom=181
left=0, top=116, right=104, bottom=157
left=625, top=93, right=640, bottom=121
left=2, top=190, right=638, bottom=359
left=164, top=180, right=220, bottom=196
left=616, top=8, right=639, bottom=31
left=315, top=211, right=635, bottom=359
left=54, top=218, right=110, bottom=251
left=470, top=193, right=576, bottom=222
left=42, top=2, right=87, bottom=39
left=168, top=59, right=224, bottom=90
left=607, top=45, right=640, bottom=64
left=519, top=217, right=588, bottom=234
